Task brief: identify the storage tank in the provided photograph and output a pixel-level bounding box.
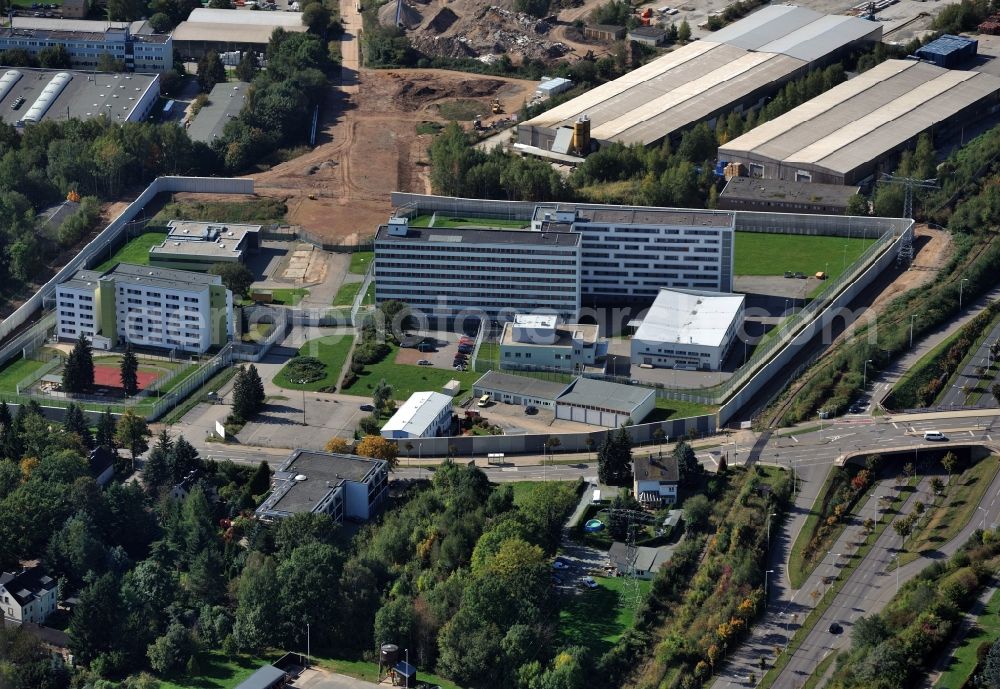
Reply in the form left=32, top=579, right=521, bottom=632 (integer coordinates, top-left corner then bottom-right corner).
left=572, top=114, right=590, bottom=155
left=380, top=644, right=400, bottom=667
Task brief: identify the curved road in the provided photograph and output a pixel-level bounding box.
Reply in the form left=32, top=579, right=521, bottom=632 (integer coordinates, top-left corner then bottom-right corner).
left=712, top=411, right=1000, bottom=688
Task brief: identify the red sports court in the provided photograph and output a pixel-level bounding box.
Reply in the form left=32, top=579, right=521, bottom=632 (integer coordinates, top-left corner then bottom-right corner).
left=92, top=364, right=161, bottom=391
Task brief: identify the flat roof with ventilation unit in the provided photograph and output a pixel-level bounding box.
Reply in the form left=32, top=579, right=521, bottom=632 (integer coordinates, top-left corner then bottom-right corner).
left=0, top=68, right=159, bottom=126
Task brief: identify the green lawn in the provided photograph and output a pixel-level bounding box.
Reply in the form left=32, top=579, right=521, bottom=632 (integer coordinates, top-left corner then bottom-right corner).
left=159, top=651, right=269, bottom=689
left=559, top=575, right=652, bottom=654
left=268, top=288, right=308, bottom=306
left=896, top=456, right=1000, bottom=567
left=409, top=214, right=528, bottom=229
left=935, top=587, right=1000, bottom=689
left=150, top=198, right=287, bottom=225
left=0, top=356, right=49, bottom=393
left=349, top=251, right=373, bottom=274
left=734, top=232, right=875, bottom=279
left=316, top=656, right=464, bottom=689
left=273, top=335, right=354, bottom=392
left=646, top=397, right=716, bottom=421
left=342, top=344, right=479, bottom=400
left=93, top=232, right=167, bottom=272
left=332, top=280, right=373, bottom=306
left=508, top=480, right=573, bottom=505
left=332, top=281, right=362, bottom=306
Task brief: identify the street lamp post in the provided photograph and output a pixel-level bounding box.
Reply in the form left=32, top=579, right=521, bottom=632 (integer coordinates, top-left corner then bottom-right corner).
left=765, top=569, right=775, bottom=600
left=960, top=278, right=969, bottom=310
left=978, top=506, right=988, bottom=531
left=863, top=359, right=873, bottom=389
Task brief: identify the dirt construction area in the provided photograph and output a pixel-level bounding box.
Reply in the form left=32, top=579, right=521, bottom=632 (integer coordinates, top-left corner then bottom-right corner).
left=248, top=69, right=538, bottom=244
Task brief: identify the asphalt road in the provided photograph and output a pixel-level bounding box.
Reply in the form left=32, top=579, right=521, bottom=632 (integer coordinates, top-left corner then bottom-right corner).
left=938, top=316, right=1000, bottom=409
left=711, top=410, right=1000, bottom=689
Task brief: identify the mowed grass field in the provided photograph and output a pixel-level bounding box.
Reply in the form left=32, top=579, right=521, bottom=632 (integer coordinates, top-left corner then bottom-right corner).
left=341, top=343, right=479, bottom=400
left=273, top=335, right=354, bottom=392
left=93, top=232, right=167, bottom=272
left=734, top=232, right=876, bottom=279
left=559, top=575, right=652, bottom=654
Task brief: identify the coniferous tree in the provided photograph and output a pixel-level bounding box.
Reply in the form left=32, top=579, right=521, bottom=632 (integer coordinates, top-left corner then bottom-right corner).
left=62, top=348, right=79, bottom=393
left=76, top=333, right=94, bottom=389
left=95, top=408, right=117, bottom=450
left=120, top=342, right=139, bottom=397
left=63, top=402, right=93, bottom=449
left=142, top=430, right=174, bottom=496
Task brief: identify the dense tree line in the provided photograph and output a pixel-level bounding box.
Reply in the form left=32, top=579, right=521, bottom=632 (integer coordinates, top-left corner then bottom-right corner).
left=214, top=30, right=330, bottom=172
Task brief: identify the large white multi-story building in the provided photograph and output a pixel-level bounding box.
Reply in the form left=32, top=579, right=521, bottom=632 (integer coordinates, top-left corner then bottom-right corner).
left=531, top=204, right=735, bottom=299
left=56, top=263, right=233, bottom=354
left=630, top=287, right=746, bottom=370
left=374, top=217, right=582, bottom=321
left=0, top=19, right=173, bottom=72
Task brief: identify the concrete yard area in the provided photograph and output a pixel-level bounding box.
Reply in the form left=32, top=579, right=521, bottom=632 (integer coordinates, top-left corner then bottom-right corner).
left=292, top=668, right=377, bottom=689
left=474, top=399, right=597, bottom=435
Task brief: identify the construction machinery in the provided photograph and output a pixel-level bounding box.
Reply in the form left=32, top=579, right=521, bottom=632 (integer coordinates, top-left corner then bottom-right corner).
left=491, top=97, right=503, bottom=115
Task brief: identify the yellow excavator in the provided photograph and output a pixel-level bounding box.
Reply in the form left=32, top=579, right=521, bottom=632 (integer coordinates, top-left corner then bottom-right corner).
left=491, top=97, right=503, bottom=115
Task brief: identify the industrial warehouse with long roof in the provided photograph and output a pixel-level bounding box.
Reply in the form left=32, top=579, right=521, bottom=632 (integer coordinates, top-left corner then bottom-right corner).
left=515, top=5, right=881, bottom=162
left=717, top=59, right=1000, bottom=185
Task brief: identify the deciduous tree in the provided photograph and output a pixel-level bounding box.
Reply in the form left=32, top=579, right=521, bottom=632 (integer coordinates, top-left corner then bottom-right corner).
left=115, top=409, right=150, bottom=469
left=355, top=435, right=398, bottom=470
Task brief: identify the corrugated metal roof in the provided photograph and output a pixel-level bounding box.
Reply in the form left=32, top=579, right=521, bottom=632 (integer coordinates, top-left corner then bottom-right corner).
left=916, top=33, right=976, bottom=57
left=634, top=287, right=744, bottom=348
left=719, top=60, right=1000, bottom=177
left=381, top=391, right=453, bottom=436
left=757, top=14, right=881, bottom=62
left=520, top=6, right=880, bottom=149
left=705, top=4, right=821, bottom=48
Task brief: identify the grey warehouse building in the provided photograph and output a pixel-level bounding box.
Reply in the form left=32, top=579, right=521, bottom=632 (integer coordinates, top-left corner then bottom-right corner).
left=718, top=177, right=861, bottom=214
left=718, top=59, right=1000, bottom=185
left=0, top=68, right=159, bottom=126
left=516, top=5, right=881, bottom=162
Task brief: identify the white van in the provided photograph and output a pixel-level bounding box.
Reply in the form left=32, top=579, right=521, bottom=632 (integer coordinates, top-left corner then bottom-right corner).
left=923, top=431, right=946, bottom=441
left=477, top=394, right=491, bottom=408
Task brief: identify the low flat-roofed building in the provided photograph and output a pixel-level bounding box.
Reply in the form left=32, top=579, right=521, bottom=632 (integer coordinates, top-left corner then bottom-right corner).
left=149, top=219, right=261, bottom=271
left=172, top=8, right=306, bottom=59
left=500, top=314, right=602, bottom=372
left=915, top=33, right=977, bottom=68
left=555, top=377, right=656, bottom=427
left=255, top=449, right=389, bottom=523
left=631, top=287, right=745, bottom=371
left=628, top=25, right=667, bottom=46
left=718, top=177, right=861, bottom=214
left=0, top=68, right=159, bottom=126
left=186, top=81, right=250, bottom=144
left=472, top=370, right=571, bottom=408
left=233, top=665, right=286, bottom=689
left=718, top=59, right=1000, bottom=185
left=381, top=391, right=454, bottom=439
left=584, top=24, right=625, bottom=41
left=374, top=217, right=582, bottom=321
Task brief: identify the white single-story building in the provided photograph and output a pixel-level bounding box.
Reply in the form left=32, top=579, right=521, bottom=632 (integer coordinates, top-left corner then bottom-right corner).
left=630, top=287, right=745, bottom=371
left=381, top=391, right=454, bottom=439
left=555, top=377, right=656, bottom=427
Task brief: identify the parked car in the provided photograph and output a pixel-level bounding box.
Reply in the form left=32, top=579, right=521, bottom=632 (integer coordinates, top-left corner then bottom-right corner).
left=828, top=623, right=843, bottom=634
left=458, top=346, right=473, bottom=354
left=524, top=405, right=538, bottom=415
left=417, top=343, right=436, bottom=353
left=359, top=404, right=374, bottom=412
left=581, top=576, right=599, bottom=589
left=552, top=560, right=568, bottom=570
left=417, top=359, right=431, bottom=366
